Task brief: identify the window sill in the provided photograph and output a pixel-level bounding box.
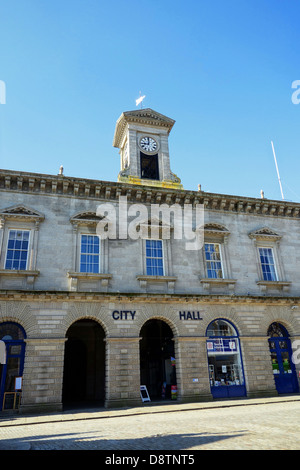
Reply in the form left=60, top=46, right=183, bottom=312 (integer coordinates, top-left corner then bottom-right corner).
left=200, top=278, right=237, bottom=291
left=0, top=269, right=39, bottom=287
left=256, top=280, right=291, bottom=292
left=136, top=275, right=177, bottom=293
left=67, top=272, right=112, bottom=291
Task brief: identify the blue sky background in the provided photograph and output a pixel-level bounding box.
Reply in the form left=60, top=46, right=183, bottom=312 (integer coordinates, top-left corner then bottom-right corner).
left=0, top=0, right=299, bottom=202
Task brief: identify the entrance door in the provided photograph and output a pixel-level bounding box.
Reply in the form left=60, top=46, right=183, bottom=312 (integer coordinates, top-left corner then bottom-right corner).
left=268, top=322, right=299, bottom=394
left=63, top=319, right=105, bottom=408
left=206, top=319, right=246, bottom=399
left=140, top=319, right=176, bottom=400
left=0, top=322, right=26, bottom=411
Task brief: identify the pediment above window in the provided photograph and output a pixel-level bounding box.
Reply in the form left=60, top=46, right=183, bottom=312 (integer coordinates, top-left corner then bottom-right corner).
left=248, top=227, right=282, bottom=241
left=70, top=211, right=105, bottom=226
left=204, top=223, right=230, bottom=242
left=0, top=205, right=44, bottom=223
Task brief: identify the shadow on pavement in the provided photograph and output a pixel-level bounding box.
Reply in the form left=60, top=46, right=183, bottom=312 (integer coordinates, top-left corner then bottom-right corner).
left=0, top=429, right=247, bottom=450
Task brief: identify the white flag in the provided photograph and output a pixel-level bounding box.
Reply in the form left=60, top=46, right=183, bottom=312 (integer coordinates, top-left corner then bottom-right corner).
left=136, top=95, right=145, bottom=106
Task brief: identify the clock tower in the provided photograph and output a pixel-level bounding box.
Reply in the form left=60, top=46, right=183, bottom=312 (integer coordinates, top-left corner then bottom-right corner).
left=112, top=108, right=183, bottom=189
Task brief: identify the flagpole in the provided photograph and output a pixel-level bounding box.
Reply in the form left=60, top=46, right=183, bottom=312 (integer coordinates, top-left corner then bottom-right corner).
left=271, top=141, right=284, bottom=200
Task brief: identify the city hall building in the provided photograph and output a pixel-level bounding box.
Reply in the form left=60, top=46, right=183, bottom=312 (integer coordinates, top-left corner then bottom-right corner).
left=0, top=108, right=300, bottom=414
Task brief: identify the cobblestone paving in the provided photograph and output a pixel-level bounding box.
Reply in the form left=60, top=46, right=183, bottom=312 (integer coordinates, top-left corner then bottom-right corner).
left=0, top=399, right=300, bottom=450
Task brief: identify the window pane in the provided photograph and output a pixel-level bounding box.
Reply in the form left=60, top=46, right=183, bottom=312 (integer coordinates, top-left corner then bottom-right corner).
left=5, top=230, right=29, bottom=270
left=271, top=351, right=280, bottom=374
left=281, top=352, right=292, bottom=373
left=145, top=239, right=164, bottom=276
left=259, top=247, right=277, bottom=281
left=80, top=235, right=100, bottom=273
left=205, top=243, right=223, bottom=278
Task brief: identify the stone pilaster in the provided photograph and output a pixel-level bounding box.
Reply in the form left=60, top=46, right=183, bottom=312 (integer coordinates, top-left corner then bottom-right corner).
left=104, top=337, right=141, bottom=408
left=174, top=337, right=212, bottom=402
left=19, top=338, right=66, bottom=414
left=240, top=337, right=278, bottom=398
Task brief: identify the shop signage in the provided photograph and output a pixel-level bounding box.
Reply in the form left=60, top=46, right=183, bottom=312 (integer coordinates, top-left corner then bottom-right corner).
left=179, top=311, right=203, bottom=321
left=112, top=310, right=136, bottom=320
left=207, top=338, right=237, bottom=353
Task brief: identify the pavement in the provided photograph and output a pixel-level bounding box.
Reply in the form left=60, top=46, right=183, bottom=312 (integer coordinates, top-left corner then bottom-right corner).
left=0, top=394, right=300, bottom=450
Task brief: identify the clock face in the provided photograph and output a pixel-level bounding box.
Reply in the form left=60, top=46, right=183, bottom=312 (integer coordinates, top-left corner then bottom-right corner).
left=139, top=136, right=158, bottom=152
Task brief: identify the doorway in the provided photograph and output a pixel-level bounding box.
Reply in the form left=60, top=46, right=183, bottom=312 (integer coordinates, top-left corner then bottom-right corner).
left=63, top=319, right=105, bottom=408
left=140, top=319, right=176, bottom=400
left=206, top=319, right=246, bottom=399
left=268, top=322, right=299, bottom=394
left=0, top=322, right=26, bottom=411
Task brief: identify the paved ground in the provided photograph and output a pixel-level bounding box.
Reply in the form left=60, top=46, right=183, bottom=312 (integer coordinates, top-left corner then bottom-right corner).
left=0, top=395, right=299, bottom=451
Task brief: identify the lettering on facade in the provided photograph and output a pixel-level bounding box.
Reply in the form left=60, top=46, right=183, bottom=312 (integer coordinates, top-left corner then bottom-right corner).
left=112, top=310, right=136, bottom=320
left=179, top=311, right=203, bottom=320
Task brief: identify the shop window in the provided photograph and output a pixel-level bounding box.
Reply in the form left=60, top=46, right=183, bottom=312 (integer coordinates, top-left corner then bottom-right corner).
left=206, top=319, right=246, bottom=398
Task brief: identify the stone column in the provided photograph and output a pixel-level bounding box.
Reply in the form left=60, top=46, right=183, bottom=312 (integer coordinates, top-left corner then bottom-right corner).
left=240, top=336, right=278, bottom=398
left=105, top=337, right=141, bottom=408
left=20, top=338, right=66, bottom=414
left=174, top=337, right=212, bottom=403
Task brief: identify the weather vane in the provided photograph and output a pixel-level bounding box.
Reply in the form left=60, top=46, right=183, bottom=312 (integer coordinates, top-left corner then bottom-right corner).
left=135, top=91, right=146, bottom=109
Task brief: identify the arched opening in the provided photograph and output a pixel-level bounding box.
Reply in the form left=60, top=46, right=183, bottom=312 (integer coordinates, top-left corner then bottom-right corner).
left=206, top=319, right=246, bottom=399
left=140, top=319, right=176, bottom=401
left=0, top=322, right=26, bottom=411
left=63, top=319, right=105, bottom=409
left=268, top=322, right=299, bottom=394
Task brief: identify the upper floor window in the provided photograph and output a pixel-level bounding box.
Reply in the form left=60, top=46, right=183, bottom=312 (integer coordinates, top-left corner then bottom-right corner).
left=248, top=227, right=290, bottom=292
left=258, top=247, right=277, bottom=281
left=80, top=234, right=100, bottom=273
left=145, top=239, right=164, bottom=276
left=5, top=230, right=30, bottom=270
left=204, top=242, right=223, bottom=279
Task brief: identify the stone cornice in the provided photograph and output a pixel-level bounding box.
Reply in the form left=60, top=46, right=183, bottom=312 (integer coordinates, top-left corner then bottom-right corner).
left=1, top=168, right=300, bottom=219
left=0, top=289, right=299, bottom=305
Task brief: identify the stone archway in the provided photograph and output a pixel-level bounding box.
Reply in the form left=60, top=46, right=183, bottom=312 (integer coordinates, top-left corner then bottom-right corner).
left=139, top=319, right=176, bottom=400
left=62, top=319, right=106, bottom=408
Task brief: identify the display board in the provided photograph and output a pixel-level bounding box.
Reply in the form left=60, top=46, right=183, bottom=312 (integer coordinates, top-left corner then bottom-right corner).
left=140, top=385, right=150, bottom=402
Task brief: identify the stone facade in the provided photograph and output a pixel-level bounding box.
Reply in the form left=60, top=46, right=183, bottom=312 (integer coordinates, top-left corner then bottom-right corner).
left=0, top=108, right=300, bottom=414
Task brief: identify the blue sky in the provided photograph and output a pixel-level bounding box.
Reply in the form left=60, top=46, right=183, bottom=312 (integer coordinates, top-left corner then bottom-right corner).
left=0, top=0, right=299, bottom=202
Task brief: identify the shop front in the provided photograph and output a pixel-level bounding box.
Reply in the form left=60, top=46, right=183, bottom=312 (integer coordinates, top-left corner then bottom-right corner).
left=0, top=322, right=26, bottom=411
left=206, top=319, right=246, bottom=399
